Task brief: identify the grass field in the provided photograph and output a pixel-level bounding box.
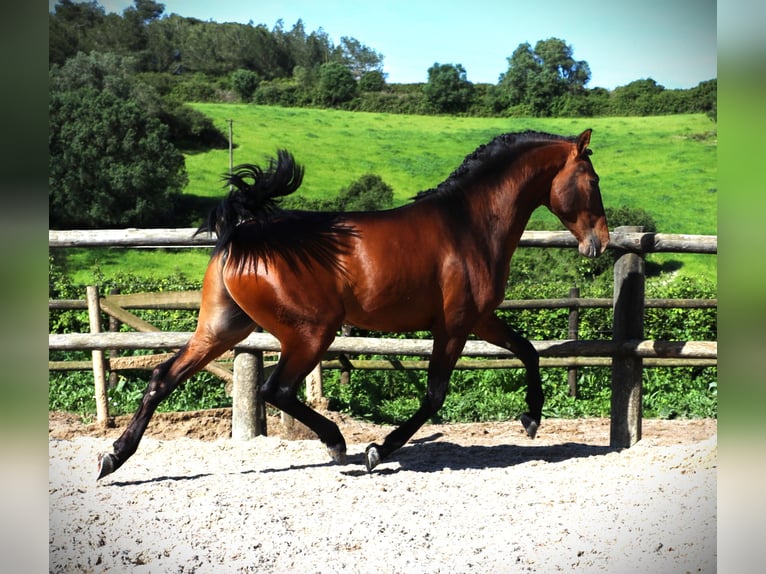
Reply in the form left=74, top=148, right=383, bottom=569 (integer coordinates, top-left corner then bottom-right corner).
left=60, top=106, right=717, bottom=285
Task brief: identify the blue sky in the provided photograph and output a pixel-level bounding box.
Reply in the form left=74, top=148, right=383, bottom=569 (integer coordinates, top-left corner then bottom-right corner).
left=65, top=0, right=716, bottom=90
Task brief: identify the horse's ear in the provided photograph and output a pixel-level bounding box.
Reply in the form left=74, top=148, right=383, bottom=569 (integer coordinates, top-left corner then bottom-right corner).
left=576, top=129, right=592, bottom=156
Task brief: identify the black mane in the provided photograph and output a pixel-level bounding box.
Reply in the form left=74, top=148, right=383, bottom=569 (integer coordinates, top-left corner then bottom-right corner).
left=412, top=130, right=575, bottom=202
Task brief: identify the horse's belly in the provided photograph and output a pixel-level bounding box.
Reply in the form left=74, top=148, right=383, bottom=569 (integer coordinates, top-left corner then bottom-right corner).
left=343, top=295, right=434, bottom=333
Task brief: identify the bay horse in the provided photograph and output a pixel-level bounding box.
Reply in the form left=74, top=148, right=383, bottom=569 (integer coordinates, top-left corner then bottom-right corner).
left=97, top=129, right=609, bottom=479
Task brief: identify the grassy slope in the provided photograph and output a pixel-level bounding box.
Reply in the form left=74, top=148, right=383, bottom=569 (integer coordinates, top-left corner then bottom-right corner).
left=64, top=106, right=717, bottom=284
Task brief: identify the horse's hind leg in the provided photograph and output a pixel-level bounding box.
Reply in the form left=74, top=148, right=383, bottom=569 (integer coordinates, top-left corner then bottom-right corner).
left=472, top=314, right=543, bottom=438
left=97, top=270, right=255, bottom=480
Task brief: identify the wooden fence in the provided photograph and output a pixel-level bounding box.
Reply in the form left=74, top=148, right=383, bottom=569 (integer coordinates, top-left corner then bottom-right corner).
left=49, top=227, right=717, bottom=448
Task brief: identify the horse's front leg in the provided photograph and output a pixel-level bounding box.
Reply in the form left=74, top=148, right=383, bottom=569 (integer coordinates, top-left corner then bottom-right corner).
left=365, top=334, right=466, bottom=471
left=259, top=328, right=348, bottom=464
left=472, top=313, right=543, bottom=438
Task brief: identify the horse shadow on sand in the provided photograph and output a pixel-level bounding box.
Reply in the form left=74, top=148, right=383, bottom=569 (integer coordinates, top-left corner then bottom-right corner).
left=255, top=434, right=619, bottom=477
left=104, top=436, right=619, bottom=485
left=341, top=434, right=618, bottom=476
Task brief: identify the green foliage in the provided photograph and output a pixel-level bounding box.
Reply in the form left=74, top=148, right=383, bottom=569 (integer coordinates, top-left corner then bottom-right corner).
left=318, top=62, right=358, bottom=105
left=49, top=260, right=717, bottom=421
left=49, top=366, right=231, bottom=417
left=157, top=101, right=229, bottom=151
left=230, top=69, right=260, bottom=101
left=50, top=3, right=715, bottom=119
left=337, top=36, right=385, bottom=79
left=318, top=270, right=716, bottom=424
left=49, top=51, right=190, bottom=228
left=359, top=71, right=386, bottom=93
left=495, top=38, right=591, bottom=117
left=575, top=205, right=659, bottom=279
left=48, top=260, right=231, bottom=416
left=424, top=63, right=475, bottom=114
left=49, top=89, right=187, bottom=228
left=336, top=174, right=394, bottom=211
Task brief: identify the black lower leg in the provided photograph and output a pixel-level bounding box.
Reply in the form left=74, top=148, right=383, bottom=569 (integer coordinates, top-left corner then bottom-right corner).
left=98, top=359, right=180, bottom=479
left=262, top=369, right=347, bottom=463
left=509, top=332, right=543, bottom=438
left=365, top=382, right=448, bottom=472
left=474, top=316, right=544, bottom=439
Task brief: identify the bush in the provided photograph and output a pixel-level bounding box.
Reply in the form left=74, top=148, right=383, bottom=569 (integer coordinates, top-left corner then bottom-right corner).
left=48, top=262, right=230, bottom=416
left=359, top=70, right=386, bottom=92
left=230, top=69, right=260, bottom=101
left=49, top=259, right=717, bottom=421
left=318, top=62, right=357, bottom=105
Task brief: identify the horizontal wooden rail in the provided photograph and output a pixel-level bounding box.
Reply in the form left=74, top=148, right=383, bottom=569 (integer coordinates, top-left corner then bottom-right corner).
left=49, top=295, right=717, bottom=311
left=48, top=228, right=718, bottom=254
left=49, top=356, right=717, bottom=372
left=49, top=331, right=717, bottom=360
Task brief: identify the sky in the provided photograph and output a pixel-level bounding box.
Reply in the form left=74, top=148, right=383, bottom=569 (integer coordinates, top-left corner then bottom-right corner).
left=61, top=0, right=716, bottom=90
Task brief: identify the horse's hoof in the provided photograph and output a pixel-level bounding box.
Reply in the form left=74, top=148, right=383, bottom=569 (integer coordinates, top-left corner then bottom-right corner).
left=365, top=444, right=381, bottom=473
left=520, top=413, right=539, bottom=439
left=97, top=453, right=117, bottom=480
left=326, top=444, right=347, bottom=465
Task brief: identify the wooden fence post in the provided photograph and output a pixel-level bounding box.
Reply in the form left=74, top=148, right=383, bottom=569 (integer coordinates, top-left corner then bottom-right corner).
left=339, top=324, right=353, bottom=386
left=610, top=226, right=645, bottom=448
left=86, top=286, right=110, bottom=427
left=231, top=349, right=267, bottom=440
left=567, top=287, right=580, bottom=397
left=305, top=363, right=326, bottom=409
left=107, top=288, right=121, bottom=389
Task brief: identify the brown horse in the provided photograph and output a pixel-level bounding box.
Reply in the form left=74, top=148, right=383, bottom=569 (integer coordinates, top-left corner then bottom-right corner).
left=97, top=129, right=609, bottom=479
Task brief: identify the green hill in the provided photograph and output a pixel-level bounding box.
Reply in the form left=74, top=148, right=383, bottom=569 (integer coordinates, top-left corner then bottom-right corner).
left=60, top=106, right=716, bottom=284
left=186, top=105, right=717, bottom=236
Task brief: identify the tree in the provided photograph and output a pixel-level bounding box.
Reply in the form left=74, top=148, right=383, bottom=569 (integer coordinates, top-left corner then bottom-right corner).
left=424, top=63, right=474, bottom=114
left=317, top=62, right=357, bottom=105
left=688, top=79, right=717, bottom=121
left=359, top=70, right=386, bottom=92
left=337, top=36, right=384, bottom=79
left=497, top=38, right=590, bottom=116
left=49, top=53, right=187, bottom=228
left=49, top=0, right=107, bottom=66
left=230, top=69, right=260, bottom=101
left=610, top=78, right=665, bottom=115
left=336, top=174, right=394, bottom=211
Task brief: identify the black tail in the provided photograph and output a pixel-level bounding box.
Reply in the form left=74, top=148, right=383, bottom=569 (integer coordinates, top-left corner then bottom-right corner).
left=196, top=150, right=304, bottom=241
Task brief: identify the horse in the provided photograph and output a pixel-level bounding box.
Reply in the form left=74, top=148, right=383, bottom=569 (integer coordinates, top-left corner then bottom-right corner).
left=97, top=129, right=609, bottom=479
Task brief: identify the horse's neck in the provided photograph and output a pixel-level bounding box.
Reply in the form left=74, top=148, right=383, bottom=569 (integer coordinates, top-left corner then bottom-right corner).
left=485, top=155, right=563, bottom=261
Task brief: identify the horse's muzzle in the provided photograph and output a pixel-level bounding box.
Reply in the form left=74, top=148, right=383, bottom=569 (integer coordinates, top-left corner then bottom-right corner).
left=579, top=233, right=604, bottom=258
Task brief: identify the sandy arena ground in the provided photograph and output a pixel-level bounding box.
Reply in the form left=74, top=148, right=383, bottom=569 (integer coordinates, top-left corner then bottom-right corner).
left=49, top=410, right=717, bottom=573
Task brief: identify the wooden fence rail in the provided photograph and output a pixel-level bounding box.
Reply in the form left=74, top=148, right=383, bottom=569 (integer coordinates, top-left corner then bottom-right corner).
left=49, top=227, right=717, bottom=448
left=49, top=330, right=717, bottom=359
left=49, top=228, right=718, bottom=253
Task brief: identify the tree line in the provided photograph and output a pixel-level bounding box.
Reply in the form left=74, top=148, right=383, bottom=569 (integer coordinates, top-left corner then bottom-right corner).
left=49, top=0, right=716, bottom=230
left=50, top=0, right=716, bottom=119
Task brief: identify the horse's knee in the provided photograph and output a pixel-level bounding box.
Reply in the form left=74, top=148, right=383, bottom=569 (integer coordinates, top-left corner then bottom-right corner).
left=261, top=381, right=297, bottom=409
left=425, top=383, right=449, bottom=412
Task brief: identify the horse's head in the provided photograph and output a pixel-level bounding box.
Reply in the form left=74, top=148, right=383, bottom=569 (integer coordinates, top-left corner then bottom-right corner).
left=548, top=129, right=610, bottom=258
